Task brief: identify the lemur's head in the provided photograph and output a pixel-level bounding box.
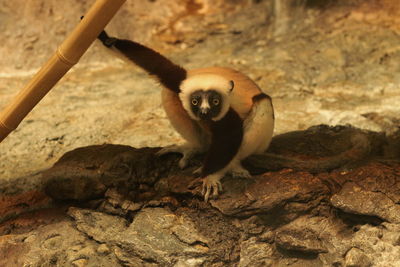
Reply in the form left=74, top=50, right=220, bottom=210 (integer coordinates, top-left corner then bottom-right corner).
left=179, top=74, right=234, bottom=121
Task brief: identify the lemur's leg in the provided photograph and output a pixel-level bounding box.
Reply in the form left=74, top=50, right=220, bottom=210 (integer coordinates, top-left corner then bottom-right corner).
left=197, top=109, right=243, bottom=201
left=156, top=144, right=201, bottom=169
left=229, top=94, right=274, bottom=178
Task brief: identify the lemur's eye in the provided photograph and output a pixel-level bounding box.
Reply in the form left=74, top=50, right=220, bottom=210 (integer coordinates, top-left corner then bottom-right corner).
left=191, top=99, right=199, bottom=105
left=213, top=98, right=220, bottom=105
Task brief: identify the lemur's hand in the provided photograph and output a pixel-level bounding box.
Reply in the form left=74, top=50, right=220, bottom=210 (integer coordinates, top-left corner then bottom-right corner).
left=80, top=16, right=114, bottom=47
left=189, top=174, right=223, bottom=202
left=97, top=30, right=115, bottom=47
left=201, top=174, right=223, bottom=202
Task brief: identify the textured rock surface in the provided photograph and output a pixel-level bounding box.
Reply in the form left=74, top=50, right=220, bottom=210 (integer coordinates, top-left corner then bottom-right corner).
left=2, top=0, right=400, bottom=180
left=1, top=125, right=400, bottom=266
left=1, top=0, right=400, bottom=266
left=69, top=207, right=211, bottom=265
left=331, top=182, right=400, bottom=223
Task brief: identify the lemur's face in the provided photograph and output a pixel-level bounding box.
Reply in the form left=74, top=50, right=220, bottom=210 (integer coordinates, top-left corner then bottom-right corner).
left=179, top=74, right=234, bottom=121
left=189, top=90, right=223, bottom=121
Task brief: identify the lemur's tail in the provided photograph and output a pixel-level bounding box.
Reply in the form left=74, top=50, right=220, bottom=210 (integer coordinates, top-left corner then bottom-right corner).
left=96, top=30, right=187, bottom=93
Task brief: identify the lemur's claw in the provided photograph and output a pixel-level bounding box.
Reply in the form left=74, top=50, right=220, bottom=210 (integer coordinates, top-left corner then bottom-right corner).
left=201, top=175, right=223, bottom=202
left=188, top=176, right=222, bottom=202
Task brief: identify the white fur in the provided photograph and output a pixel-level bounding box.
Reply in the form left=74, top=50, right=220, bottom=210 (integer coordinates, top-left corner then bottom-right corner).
left=200, top=97, right=274, bottom=201
left=237, top=97, right=274, bottom=158
left=200, top=96, right=210, bottom=110
left=179, top=74, right=232, bottom=121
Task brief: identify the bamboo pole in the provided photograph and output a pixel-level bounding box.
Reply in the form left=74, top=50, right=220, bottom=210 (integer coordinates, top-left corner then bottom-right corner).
left=0, top=0, right=126, bottom=143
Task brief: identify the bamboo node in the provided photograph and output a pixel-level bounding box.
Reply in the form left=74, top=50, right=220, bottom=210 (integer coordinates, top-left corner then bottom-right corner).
left=56, top=47, right=78, bottom=67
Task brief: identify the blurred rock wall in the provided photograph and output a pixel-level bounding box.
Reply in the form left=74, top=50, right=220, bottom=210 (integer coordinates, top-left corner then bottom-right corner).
left=1, top=0, right=399, bottom=74
left=0, top=0, right=254, bottom=74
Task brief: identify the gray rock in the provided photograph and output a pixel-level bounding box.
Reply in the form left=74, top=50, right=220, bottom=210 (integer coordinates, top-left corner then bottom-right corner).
left=275, top=216, right=328, bottom=254
left=344, top=247, right=372, bottom=267
left=0, top=220, right=121, bottom=267
left=68, top=207, right=210, bottom=265
left=331, top=182, right=400, bottom=223
left=174, top=257, right=207, bottom=267
left=67, top=207, right=128, bottom=242
left=381, top=223, right=400, bottom=246
left=238, top=237, right=274, bottom=267
left=350, top=225, right=400, bottom=267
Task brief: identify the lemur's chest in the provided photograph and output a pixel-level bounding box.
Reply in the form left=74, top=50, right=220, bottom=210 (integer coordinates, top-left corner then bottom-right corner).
left=197, top=120, right=212, bottom=140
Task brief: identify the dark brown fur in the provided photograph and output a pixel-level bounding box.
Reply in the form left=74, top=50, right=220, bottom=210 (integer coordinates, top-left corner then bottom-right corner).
left=98, top=31, right=186, bottom=93
left=253, top=93, right=275, bottom=120
left=201, top=108, right=243, bottom=176
left=252, top=93, right=270, bottom=103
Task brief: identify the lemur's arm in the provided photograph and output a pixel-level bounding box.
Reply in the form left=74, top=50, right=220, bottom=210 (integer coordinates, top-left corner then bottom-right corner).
left=194, top=109, right=243, bottom=201
left=97, top=31, right=187, bottom=93
left=202, top=109, right=243, bottom=177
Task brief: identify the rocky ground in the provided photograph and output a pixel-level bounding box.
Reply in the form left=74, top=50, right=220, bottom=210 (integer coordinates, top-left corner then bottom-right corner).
left=1, top=0, right=400, bottom=266
left=1, top=125, right=400, bottom=266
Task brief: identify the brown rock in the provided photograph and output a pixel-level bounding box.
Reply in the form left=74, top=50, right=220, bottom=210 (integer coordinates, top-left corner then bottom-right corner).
left=330, top=182, right=400, bottom=223
left=344, top=247, right=372, bottom=267
left=275, top=216, right=329, bottom=254
left=210, top=170, right=329, bottom=218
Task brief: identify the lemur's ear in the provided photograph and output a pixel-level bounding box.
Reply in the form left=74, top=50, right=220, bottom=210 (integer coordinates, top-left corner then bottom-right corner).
left=229, top=80, right=234, bottom=92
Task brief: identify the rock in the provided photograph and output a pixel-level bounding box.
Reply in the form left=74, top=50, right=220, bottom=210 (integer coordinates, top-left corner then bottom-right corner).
left=1, top=145, right=400, bottom=266
left=344, top=248, right=372, bottom=267
left=346, top=162, right=400, bottom=204
left=2, top=1, right=400, bottom=266
left=350, top=225, right=400, bottom=267
left=67, top=207, right=128, bottom=242
left=0, top=174, right=53, bottom=223
left=174, top=258, right=207, bottom=267
left=71, top=258, right=89, bottom=267
left=0, top=220, right=121, bottom=266
left=330, top=182, right=400, bottom=223
left=381, top=223, right=400, bottom=246
left=238, top=237, right=274, bottom=267
left=0, top=188, right=52, bottom=223
left=113, top=246, right=158, bottom=267
left=68, top=207, right=211, bottom=265
left=96, top=244, right=110, bottom=255
left=43, top=145, right=177, bottom=201
left=210, top=169, right=329, bottom=219
left=275, top=216, right=329, bottom=254
left=98, top=188, right=143, bottom=216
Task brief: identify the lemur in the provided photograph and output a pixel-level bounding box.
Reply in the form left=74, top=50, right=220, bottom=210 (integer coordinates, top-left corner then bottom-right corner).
left=97, top=31, right=274, bottom=201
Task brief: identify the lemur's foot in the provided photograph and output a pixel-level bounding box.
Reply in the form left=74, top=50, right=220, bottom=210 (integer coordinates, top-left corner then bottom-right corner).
left=202, top=174, right=223, bottom=202
left=230, top=164, right=252, bottom=179
left=156, top=145, right=198, bottom=169
left=189, top=174, right=223, bottom=202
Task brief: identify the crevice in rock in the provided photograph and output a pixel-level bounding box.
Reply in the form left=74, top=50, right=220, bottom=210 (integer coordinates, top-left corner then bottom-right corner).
left=336, top=209, right=384, bottom=226
left=276, top=244, right=320, bottom=260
